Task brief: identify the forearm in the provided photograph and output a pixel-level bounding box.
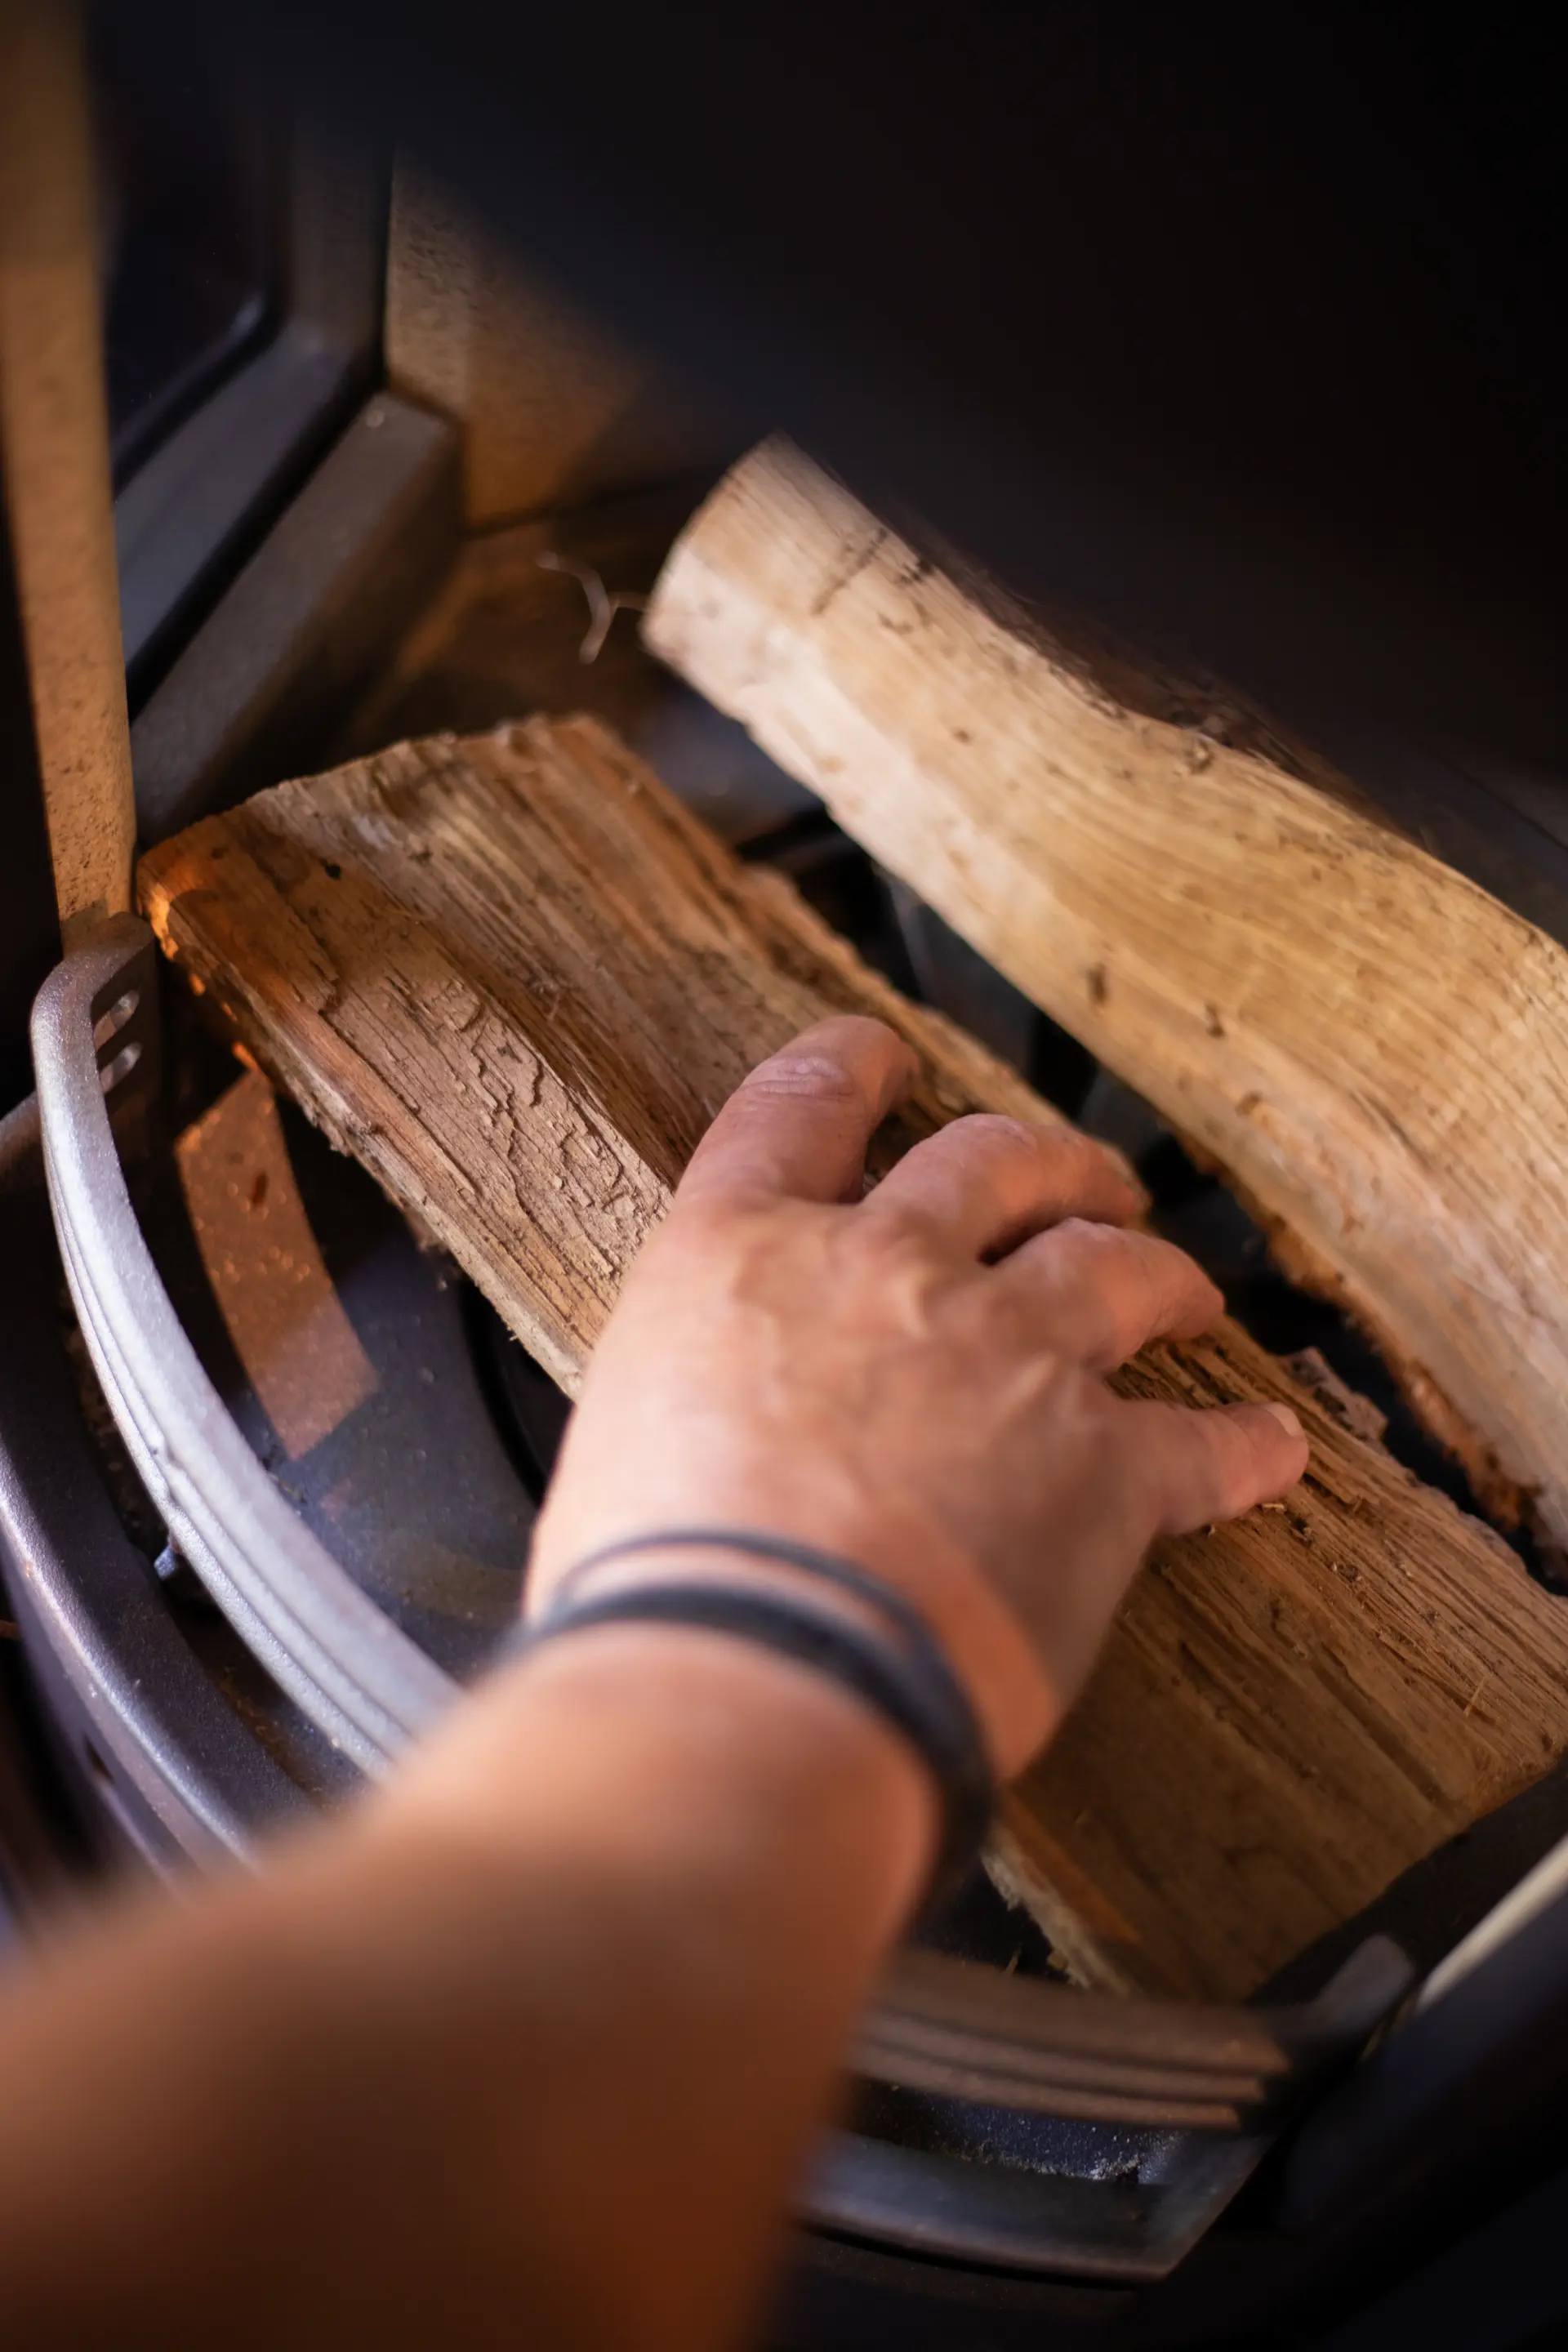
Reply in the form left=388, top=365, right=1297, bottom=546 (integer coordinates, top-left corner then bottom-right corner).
left=0, top=1629, right=933, bottom=2352
left=0, top=1014, right=1306, bottom=2349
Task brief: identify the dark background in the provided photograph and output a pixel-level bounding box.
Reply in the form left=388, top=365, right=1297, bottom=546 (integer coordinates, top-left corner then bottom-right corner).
left=127, top=5, right=1567, bottom=770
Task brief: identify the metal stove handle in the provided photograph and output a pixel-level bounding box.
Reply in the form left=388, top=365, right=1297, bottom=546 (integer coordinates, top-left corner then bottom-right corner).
left=30, top=914, right=457, bottom=1771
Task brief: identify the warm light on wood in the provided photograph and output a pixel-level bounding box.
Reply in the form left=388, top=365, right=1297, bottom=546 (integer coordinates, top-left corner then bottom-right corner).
left=137, top=715, right=1568, bottom=2000
left=176, top=1070, right=378, bottom=1460
left=647, top=438, right=1568, bottom=1555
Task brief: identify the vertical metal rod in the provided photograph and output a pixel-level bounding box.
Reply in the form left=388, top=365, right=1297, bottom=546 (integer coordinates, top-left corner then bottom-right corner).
left=0, top=0, right=136, bottom=942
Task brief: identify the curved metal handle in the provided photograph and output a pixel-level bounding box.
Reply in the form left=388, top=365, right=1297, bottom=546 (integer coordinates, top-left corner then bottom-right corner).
left=30, top=915, right=457, bottom=1771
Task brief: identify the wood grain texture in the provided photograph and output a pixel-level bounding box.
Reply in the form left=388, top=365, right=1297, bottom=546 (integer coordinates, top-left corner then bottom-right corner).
left=137, top=715, right=1568, bottom=2000
left=0, top=0, right=135, bottom=938
left=645, top=438, right=1568, bottom=1552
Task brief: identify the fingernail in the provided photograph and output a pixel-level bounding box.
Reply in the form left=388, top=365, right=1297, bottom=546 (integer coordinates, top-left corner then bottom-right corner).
left=1263, top=1402, right=1303, bottom=1438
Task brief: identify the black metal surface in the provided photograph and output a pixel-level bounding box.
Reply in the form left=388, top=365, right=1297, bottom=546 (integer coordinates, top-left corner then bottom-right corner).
left=0, top=1619, right=87, bottom=1953
left=131, top=4, right=1568, bottom=785
left=38, top=916, right=461, bottom=1765
left=3, top=960, right=543, bottom=1867
left=118, top=326, right=374, bottom=702
left=114, top=116, right=387, bottom=706
left=1280, top=1862, right=1568, bottom=2264
left=91, top=3, right=276, bottom=490
left=805, top=1943, right=1411, bottom=2306
left=1257, top=1749, right=1568, bottom=2007
left=131, top=393, right=461, bottom=844
left=0, top=1178, right=313, bottom=1869
left=1312, top=2158, right=1568, bottom=2351
left=859, top=1942, right=1411, bottom=2137
left=1217, top=701, right=1568, bottom=972
left=139, top=1040, right=535, bottom=1683
left=808, top=2132, right=1181, bottom=2288
left=772, top=2233, right=1134, bottom=2352
left=461, top=1291, right=571, bottom=1508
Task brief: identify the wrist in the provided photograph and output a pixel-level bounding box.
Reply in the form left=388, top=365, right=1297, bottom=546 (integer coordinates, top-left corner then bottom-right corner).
left=381, top=1619, right=940, bottom=1930
left=517, top=1531, right=1000, bottom=1900
left=528, top=1519, right=1059, bottom=1779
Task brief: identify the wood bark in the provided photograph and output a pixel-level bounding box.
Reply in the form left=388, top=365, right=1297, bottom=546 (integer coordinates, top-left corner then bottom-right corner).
left=138, top=715, right=1568, bottom=2000
left=644, top=438, right=1568, bottom=1553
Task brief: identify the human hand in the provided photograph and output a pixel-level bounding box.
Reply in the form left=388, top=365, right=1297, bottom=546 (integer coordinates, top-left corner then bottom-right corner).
left=530, top=1017, right=1307, bottom=1777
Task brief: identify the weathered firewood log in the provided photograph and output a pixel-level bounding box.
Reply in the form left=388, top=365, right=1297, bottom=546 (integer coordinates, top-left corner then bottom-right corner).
left=646, top=438, right=1568, bottom=1557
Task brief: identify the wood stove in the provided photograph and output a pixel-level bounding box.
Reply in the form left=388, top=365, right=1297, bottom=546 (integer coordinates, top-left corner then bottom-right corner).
left=7, top=11, right=1568, bottom=2345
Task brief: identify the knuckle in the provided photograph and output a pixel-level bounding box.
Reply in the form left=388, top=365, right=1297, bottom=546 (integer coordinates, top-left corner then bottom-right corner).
left=739, top=1051, right=863, bottom=1105
left=854, top=1197, right=937, bottom=1265
left=674, top=1192, right=781, bottom=1255
left=1049, top=1125, right=1120, bottom=1169
left=658, top=1199, right=738, bottom=1269
left=929, top=1112, right=1054, bottom=1169
left=956, top=1113, right=1041, bottom=1152
left=993, top=1115, right=1096, bottom=1169
left=1209, top=1414, right=1262, bottom=1509
left=1054, top=1214, right=1121, bottom=1254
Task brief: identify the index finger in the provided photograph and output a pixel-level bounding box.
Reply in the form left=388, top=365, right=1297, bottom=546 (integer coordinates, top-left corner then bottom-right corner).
left=1119, top=1396, right=1309, bottom=1534
left=677, top=1017, right=919, bottom=1208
